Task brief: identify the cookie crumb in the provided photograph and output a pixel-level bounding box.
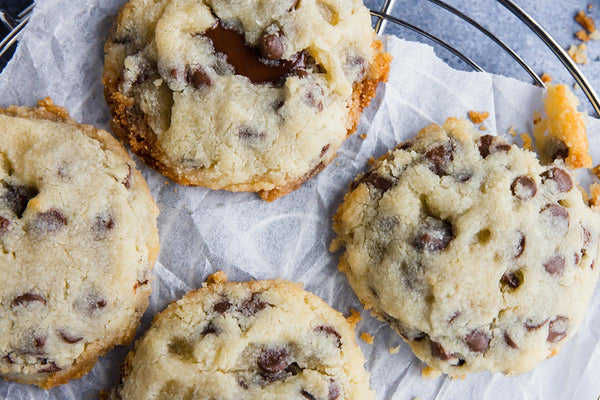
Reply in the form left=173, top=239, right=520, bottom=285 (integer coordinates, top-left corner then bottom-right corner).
left=347, top=308, right=362, bottom=325
left=540, top=73, right=553, bottom=83
left=468, top=110, right=489, bottom=124
left=576, top=30, right=592, bottom=42
left=360, top=332, right=374, bottom=344
left=508, top=126, right=518, bottom=137
left=479, top=125, right=487, bottom=131
left=533, top=83, right=591, bottom=168
left=547, top=348, right=560, bottom=359
left=450, top=374, right=466, bottom=380
left=367, top=156, right=375, bottom=165
left=567, top=43, right=589, bottom=64
left=360, top=133, right=367, bottom=139
left=520, top=133, right=534, bottom=151
left=206, top=271, right=228, bottom=285
left=575, top=10, right=596, bottom=34
left=421, top=366, right=441, bottom=379
left=388, top=345, right=400, bottom=354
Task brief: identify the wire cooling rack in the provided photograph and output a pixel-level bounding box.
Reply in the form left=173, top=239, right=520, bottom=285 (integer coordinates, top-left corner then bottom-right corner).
left=370, top=0, right=600, bottom=116
left=0, top=0, right=598, bottom=116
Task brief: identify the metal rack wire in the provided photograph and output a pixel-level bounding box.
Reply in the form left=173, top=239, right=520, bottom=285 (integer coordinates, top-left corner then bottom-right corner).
left=0, top=0, right=599, bottom=116
left=371, top=0, right=600, bottom=116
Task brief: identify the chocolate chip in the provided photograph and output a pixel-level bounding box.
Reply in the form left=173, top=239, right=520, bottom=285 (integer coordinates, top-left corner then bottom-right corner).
left=238, top=379, right=249, bottom=390
left=541, top=167, right=573, bottom=193
left=582, top=227, right=592, bottom=255
left=239, top=293, right=267, bottom=316
left=259, top=32, right=284, bottom=60
left=456, top=171, right=473, bottom=182
left=133, top=280, right=149, bottom=291
left=413, top=219, right=453, bottom=253
left=574, top=252, right=581, bottom=265
left=511, top=176, right=537, bottom=200
left=448, top=312, right=461, bottom=324
left=398, top=141, right=413, bottom=151
left=540, top=204, right=569, bottom=233
left=320, top=144, right=330, bottom=159
left=426, top=145, right=452, bottom=176
left=0, top=216, right=10, bottom=232
left=2, top=182, right=38, bottom=218
left=501, top=272, right=522, bottom=289
left=329, top=381, right=341, bottom=400
left=285, top=362, right=303, bottom=375
left=314, top=325, right=342, bottom=348
left=430, top=341, right=450, bottom=360
left=359, top=172, right=395, bottom=193
left=257, top=347, right=289, bottom=373
left=524, top=318, right=548, bottom=331
left=239, top=127, right=265, bottom=141
left=3, top=353, right=14, bottom=364
left=544, top=254, right=565, bottom=275
left=29, top=209, right=67, bottom=234
left=39, top=360, right=61, bottom=373
left=188, top=65, right=213, bottom=88
left=465, top=330, right=489, bottom=353
left=201, top=322, right=219, bottom=335
left=478, top=135, right=510, bottom=158
left=304, top=84, right=324, bottom=111
left=58, top=331, right=83, bottom=344
left=204, top=22, right=301, bottom=85
left=76, top=291, right=107, bottom=316
left=167, top=337, right=193, bottom=357
left=93, top=213, right=115, bottom=237
left=34, top=336, right=46, bottom=352
left=11, top=293, right=46, bottom=308
left=300, top=391, right=318, bottom=400
left=591, top=260, right=596, bottom=270
left=504, top=332, right=518, bottom=349
left=547, top=316, right=568, bottom=343
left=547, top=138, right=569, bottom=162
left=122, top=165, right=132, bottom=189
left=514, top=232, right=526, bottom=258
left=213, top=298, right=232, bottom=313
left=345, top=55, right=367, bottom=82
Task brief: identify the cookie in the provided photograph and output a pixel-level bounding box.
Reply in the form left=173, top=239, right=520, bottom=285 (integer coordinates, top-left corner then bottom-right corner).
left=108, top=274, right=374, bottom=399
left=331, top=118, right=600, bottom=375
left=103, top=0, right=391, bottom=201
left=0, top=99, right=160, bottom=388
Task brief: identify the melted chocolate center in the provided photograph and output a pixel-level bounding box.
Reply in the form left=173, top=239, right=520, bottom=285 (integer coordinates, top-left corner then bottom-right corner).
left=204, top=22, right=304, bottom=84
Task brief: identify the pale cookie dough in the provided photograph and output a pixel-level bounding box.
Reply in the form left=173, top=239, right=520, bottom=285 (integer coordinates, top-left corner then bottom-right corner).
left=109, top=277, right=374, bottom=399
left=103, top=0, right=391, bottom=201
left=331, top=118, right=600, bottom=375
left=0, top=99, right=160, bottom=389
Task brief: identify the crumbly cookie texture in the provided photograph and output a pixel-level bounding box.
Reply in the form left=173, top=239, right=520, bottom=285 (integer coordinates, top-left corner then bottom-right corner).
left=103, top=0, right=391, bottom=201
left=534, top=83, right=592, bottom=169
left=331, top=118, right=600, bottom=375
left=109, top=277, right=374, bottom=400
left=0, top=99, right=160, bottom=389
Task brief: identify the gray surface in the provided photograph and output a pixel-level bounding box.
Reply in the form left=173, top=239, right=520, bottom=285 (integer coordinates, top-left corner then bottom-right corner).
left=367, top=0, right=600, bottom=115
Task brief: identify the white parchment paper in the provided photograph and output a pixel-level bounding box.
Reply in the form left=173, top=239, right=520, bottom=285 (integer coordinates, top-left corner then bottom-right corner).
left=1, top=1, right=599, bottom=399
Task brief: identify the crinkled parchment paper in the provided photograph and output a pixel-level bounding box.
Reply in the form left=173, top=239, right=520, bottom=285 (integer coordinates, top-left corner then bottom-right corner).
left=0, top=1, right=599, bottom=399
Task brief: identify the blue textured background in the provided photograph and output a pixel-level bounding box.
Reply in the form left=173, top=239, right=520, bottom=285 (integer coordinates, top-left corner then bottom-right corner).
left=365, top=0, right=600, bottom=115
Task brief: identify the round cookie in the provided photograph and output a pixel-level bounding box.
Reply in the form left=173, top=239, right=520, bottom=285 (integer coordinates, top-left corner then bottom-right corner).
left=109, top=274, right=374, bottom=399
left=103, top=0, right=391, bottom=201
left=0, top=99, right=160, bottom=388
left=331, top=118, right=600, bottom=375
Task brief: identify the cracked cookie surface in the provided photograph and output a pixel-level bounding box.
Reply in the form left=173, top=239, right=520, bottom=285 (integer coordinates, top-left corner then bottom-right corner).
left=331, top=118, right=600, bottom=375
left=109, top=278, right=374, bottom=399
left=0, top=99, right=160, bottom=388
left=103, top=0, right=390, bottom=201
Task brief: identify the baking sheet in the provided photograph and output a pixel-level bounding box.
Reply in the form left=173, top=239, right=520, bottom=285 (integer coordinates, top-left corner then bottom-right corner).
left=0, top=1, right=599, bottom=399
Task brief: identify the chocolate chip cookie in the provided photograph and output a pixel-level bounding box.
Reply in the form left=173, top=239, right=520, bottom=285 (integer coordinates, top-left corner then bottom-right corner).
left=331, top=118, right=600, bottom=375
left=0, top=99, right=160, bottom=388
left=103, top=0, right=391, bottom=201
left=108, top=276, right=374, bottom=399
